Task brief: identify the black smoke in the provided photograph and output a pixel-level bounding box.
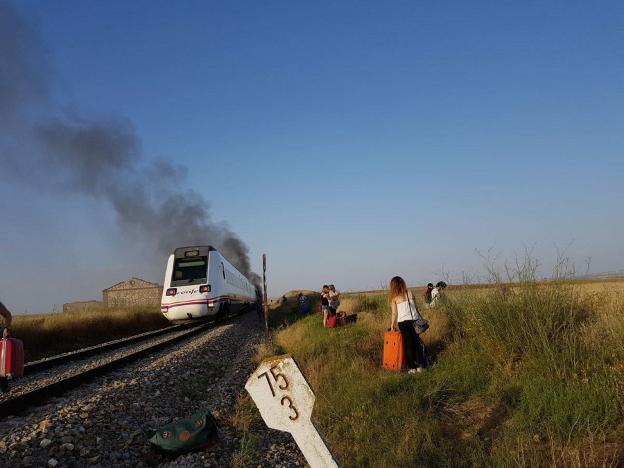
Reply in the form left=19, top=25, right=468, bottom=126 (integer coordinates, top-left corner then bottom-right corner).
left=0, top=2, right=259, bottom=284
left=0, top=2, right=48, bottom=125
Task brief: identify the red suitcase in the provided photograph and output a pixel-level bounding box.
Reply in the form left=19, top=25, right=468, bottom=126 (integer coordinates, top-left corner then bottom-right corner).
left=383, top=330, right=406, bottom=371
left=1, top=338, right=24, bottom=380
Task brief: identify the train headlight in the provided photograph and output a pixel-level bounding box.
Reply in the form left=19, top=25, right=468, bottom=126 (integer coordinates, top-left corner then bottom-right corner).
left=199, top=285, right=211, bottom=293
left=166, top=288, right=177, bottom=296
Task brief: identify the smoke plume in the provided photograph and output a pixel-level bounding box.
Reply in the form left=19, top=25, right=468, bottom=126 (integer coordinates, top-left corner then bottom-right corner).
left=0, top=2, right=259, bottom=284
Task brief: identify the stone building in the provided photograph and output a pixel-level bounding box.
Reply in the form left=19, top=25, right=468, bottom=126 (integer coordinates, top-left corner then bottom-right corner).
left=102, top=277, right=163, bottom=308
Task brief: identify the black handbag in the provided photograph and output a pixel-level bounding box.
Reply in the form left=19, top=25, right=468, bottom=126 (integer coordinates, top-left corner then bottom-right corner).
left=407, top=292, right=429, bottom=334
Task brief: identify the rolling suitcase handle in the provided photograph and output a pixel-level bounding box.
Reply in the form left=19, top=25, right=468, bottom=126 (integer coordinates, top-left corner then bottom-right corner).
left=0, top=338, right=8, bottom=379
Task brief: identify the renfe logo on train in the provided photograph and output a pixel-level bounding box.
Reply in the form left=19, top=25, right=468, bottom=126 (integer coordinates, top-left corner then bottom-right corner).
left=245, top=355, right=338, bottom=468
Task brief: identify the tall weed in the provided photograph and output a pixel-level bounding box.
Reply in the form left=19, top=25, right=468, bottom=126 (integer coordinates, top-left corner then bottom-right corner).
left=518, top=370, right=620, bottom=439
left=459, top=283, right=589, bottom=377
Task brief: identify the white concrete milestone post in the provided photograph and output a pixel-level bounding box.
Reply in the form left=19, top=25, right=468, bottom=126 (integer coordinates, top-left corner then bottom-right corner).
left=245, top=354, right=338, bottom=468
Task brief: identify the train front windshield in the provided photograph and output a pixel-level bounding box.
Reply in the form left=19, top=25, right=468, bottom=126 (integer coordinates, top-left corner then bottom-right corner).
left=171, top=256, right=208, bottom=286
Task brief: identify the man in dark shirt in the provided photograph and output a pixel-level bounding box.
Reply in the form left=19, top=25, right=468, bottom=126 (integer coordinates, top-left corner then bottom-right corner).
left=298, top=293, right=309, bottom=314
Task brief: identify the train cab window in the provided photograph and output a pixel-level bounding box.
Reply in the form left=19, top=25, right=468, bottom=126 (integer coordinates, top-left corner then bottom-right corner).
left=171, top=256, right=207, bottom=286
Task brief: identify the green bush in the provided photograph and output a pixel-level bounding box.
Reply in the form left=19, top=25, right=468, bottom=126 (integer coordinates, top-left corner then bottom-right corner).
left=459, top=283, right=590, bottom=377
left=518, top=371, right=621, bottom=439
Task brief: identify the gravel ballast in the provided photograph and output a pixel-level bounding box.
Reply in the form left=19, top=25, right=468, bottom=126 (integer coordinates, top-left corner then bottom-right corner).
left=0, top=327, right=199, bottom=405
left=0, top=313, right=307, bottom=467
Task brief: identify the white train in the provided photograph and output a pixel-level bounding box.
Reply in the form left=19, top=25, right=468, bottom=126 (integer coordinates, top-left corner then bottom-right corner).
left=160, top=245, right=257, bottom=322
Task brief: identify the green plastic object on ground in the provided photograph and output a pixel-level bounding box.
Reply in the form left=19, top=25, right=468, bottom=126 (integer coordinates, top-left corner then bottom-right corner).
left=149, top=411, right=218, bottom=454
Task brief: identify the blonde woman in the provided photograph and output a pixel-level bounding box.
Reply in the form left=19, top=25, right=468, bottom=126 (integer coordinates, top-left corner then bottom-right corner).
left=389, top=276, right=426, bottom=373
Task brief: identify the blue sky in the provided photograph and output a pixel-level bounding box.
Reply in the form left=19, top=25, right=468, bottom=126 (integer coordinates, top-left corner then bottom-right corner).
left=2, top=0, right=623, bottom=312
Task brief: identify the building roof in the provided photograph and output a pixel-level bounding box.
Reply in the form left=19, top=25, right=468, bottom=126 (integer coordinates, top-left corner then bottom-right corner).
left=103, top=277, right=161, bottom=292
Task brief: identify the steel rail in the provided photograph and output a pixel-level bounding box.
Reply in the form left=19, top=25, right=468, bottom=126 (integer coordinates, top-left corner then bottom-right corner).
left=25, top=322, right=197, bottom=373
left=0, top=321, right=219, bottom=419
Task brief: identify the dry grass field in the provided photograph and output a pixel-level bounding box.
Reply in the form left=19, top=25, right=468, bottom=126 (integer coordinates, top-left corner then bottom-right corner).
left=236, top=277, right=624, bottom=466
left=11, top=307, right=170, bottom=362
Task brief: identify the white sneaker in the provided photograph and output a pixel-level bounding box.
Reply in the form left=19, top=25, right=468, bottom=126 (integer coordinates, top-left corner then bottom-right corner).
left=416, top=367, right=424, bottom=373
left=408, top=369, right=417, bottom=374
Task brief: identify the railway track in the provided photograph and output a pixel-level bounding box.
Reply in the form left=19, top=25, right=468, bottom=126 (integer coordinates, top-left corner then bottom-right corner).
left=0, top=311, right=307, bottom=468
left=0, top=318, right=233, bottom=419
left=23, top=321, right=196, bottom=374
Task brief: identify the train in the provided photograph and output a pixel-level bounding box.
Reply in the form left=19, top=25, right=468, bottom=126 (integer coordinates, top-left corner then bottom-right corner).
left=160, top=245, right=258, bottom=322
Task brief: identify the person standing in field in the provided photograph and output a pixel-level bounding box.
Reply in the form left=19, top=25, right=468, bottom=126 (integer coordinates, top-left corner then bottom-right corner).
left=320, top=285, right=331, bottom=327
left=328, top=284, right=340, bottom=316
left=298, top=292, right=309, bottom=314
left=429, top=281, right=447, bottom=308
left=423, top=283, right=434, bottom=305
left=389, top=276, right=427, bottom=373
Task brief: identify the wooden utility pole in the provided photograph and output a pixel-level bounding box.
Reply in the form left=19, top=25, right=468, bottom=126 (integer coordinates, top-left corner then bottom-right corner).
left=262, top=254, right=269, bottom=332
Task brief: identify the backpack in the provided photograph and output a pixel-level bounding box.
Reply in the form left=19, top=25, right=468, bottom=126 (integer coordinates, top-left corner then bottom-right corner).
left=149, top=411, right=217, bottom=454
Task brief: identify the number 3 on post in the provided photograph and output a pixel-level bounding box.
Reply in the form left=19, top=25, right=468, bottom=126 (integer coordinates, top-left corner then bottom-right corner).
left=281, top=395, right=299, bottom=420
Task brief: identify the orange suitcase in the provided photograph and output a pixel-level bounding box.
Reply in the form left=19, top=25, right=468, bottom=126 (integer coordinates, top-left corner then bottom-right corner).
left=383, top=330, right=406, bottom=371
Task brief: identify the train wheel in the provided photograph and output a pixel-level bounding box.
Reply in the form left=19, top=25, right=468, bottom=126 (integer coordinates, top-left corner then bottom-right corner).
left=220, top=303, right=230, bottom=319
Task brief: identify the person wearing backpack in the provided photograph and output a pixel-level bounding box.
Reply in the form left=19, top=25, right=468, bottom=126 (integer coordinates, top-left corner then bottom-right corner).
left=389, top=276, right=427, bottom=373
